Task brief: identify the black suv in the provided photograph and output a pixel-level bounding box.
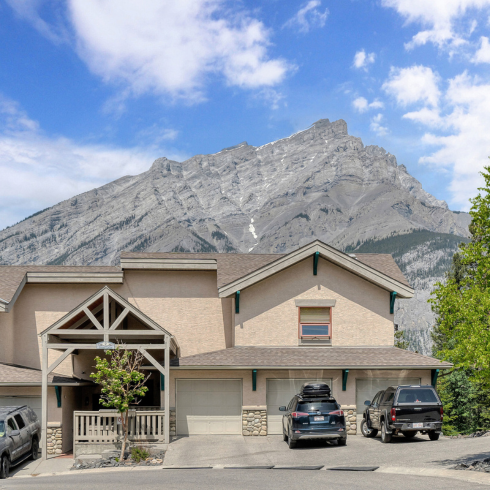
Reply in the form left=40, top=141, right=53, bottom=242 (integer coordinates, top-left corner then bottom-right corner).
left=0, top=406, right=41, bottom=478
left=280, top=382, right=347, bottom=449
left=361, top=385, right=443, bottom=443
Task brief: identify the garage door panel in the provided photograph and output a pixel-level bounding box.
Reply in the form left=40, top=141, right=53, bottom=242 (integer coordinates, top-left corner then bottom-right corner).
left=266, top=379, right=332, bottom=435
left=176, top=379, right=242, bottom=435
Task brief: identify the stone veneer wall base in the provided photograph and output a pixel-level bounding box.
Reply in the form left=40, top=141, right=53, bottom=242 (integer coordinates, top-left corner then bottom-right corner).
left=342, top=405, right=357, bottom=435
left=47, top=422, right=63, bottom=455
left=242, top=408, right=267, bottom=436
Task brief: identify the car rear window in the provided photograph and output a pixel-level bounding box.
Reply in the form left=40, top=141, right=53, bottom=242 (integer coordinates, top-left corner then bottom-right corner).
left=297, top=400, right=338, bottom=412
left=397, top=388, right=439, bottom=404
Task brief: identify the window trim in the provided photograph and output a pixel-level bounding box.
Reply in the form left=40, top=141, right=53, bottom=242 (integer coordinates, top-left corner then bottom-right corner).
left=298, top=306, right=332, bottom=339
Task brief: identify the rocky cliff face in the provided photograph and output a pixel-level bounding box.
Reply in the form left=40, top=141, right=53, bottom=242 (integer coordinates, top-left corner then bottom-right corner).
left=0, top=118, right=471, bottom=351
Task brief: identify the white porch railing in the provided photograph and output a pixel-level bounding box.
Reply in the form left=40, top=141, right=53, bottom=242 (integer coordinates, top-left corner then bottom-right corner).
left=74, top=410, right=165, bottom=444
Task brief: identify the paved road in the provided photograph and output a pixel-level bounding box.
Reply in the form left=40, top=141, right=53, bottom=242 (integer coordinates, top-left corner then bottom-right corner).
left=164, top=433, right=490, bottom=469
left=0, top=469, right=487, bottom=490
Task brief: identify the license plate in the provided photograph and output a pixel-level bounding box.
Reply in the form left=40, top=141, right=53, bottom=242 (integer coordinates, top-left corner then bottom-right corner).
left=412, top=423, right=423, bottom=428
left=314, top=416, right=324, bottom=421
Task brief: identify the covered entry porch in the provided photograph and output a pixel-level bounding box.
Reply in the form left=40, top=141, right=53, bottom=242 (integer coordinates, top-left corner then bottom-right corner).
left=39, top=286, right=179, bottom=459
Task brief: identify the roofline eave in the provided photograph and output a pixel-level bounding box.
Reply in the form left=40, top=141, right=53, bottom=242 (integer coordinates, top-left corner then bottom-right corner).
left=218, top=240, right=414, bottom=298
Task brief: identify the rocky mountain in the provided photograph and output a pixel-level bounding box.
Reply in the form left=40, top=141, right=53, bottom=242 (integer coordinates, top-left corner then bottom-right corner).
left=0, top=118, right=471, bottom=353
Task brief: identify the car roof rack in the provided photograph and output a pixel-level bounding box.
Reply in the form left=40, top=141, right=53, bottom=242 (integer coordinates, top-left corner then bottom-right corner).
left=0, top=405, right=27, bottom=417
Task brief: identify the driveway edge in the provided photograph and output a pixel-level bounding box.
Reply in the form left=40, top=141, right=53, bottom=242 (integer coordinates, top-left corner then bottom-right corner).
left=377, top=466, right=490, bottom=486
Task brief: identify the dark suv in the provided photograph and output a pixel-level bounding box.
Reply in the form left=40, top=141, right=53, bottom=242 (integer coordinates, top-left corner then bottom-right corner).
left=0, top=406, right=41, bottom=478
left=280, top=383, right=347, bottom=449
left=361, top=385, right=443, bottom=443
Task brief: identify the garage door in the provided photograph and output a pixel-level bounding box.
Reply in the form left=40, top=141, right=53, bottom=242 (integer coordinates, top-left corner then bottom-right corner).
left=266, top=379, right=332, bottom=435
left=356, top=377, right=420, bottom=422
left=176, top=379, right=242, bottom=435
left=0, top=396, right=42, bottom=422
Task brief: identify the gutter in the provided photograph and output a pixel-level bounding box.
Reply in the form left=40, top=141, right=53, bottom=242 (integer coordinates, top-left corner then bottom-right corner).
left=170, top=364, right=453, bottom=370
left=0, top=382, right=94, bottom=386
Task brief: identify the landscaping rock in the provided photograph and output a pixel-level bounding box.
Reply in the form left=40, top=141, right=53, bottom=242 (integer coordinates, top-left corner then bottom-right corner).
left=455, top=458, right=490, bottom=473
left=72, top=450, right=166, bottom=471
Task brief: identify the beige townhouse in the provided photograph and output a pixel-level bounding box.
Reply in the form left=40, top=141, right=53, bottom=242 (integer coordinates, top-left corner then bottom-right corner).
left=0, top=240, right=451, bottom=458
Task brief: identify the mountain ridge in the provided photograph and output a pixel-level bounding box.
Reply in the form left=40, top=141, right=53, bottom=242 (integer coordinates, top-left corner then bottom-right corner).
left=0, top=118, right=471, bottom=354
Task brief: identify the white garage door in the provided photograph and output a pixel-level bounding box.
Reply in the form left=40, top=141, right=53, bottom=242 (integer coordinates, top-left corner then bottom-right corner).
left=0, top=396, right=42, bottom=422
left=176, top=379, right=242, bottom=435
left=356, top=377, right=420, bottom=423
left=266, top=379, right=332, bottom=435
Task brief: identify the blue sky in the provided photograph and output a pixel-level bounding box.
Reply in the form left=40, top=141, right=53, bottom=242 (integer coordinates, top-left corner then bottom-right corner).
left=1, top=0, right=490, bottom=229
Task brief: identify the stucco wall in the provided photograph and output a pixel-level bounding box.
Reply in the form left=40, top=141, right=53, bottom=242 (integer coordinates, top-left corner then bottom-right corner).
left=0, top=386, right=61, bottom=421
left=123, top=270, right=233, bottom=357
left=234, top=257, right=394, bottom=347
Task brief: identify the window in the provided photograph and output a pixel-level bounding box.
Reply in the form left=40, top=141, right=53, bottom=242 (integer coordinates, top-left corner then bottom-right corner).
left=299, top=307, right=331, bottom=338
left=382, top=392, right=394, bottom=403
left=7, top=418, right=17, bottom=433
left=397, top=388, right=439, bottom=404
left=297, top=400, right=339, bottom=412
left=14, top=414, right=25, bottom=429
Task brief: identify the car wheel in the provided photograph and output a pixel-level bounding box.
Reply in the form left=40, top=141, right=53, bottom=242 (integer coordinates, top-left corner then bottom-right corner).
left=380, top=422, right=392, bottom=443
left=361, top=419, right=378, bottom=438
left=428, top=431, right=440, bottom=441
left=288, top=431, right=297, bottom=449
left=31, top=438, right=39, bottom=460
left=0, top=455, right=10, bottom=479
left=402, top=431, right=416, bottom=439
left=337, top=438, right=347, bottom=446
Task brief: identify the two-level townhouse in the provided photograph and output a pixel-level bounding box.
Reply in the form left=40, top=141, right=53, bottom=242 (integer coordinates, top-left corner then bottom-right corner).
left=0, top=240, right=451, bottom=458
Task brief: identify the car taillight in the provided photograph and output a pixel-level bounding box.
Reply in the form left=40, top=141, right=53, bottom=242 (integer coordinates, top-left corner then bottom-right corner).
left=390, top=408, right=396, bottom=422
left=291, top=412, right=309, bottom=418
left=440, top=406, right=444, bottom=421
left=329, top=410, right=344, bottom=416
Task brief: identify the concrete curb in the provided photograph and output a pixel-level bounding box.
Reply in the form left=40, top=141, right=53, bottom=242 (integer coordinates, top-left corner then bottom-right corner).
left=12, top=463, right=490, bottom=485
left=377, top=466, right=490, bottom=486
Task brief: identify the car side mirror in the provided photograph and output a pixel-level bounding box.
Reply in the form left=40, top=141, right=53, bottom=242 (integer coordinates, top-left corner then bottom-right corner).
left=9, top=430, right=20, bottom=437
left=279, top=406, right=287, bottom=411
left=364, top=400, right=371, bottom=406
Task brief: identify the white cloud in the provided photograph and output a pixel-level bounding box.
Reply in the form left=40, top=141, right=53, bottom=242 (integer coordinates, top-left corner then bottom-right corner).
left=6, top=0, right=291, bottom=103
left=381, top=0, right=490, bottom=51
left=403, top=107, right=443, bottom=127
left=352, top=96, right=384, bottom=113
left=472, top=36, right=490, bottom=62
left=370, top=113, right=389, bottom=136
left=283, top=0, right=329, bottom=33
left=0, top=96, right=184, bottom=230
left=382, top=65, right=441, bottom=107
left=411, top=72, right=490, bottom=209
left=353, top=49, right=376, bottom=70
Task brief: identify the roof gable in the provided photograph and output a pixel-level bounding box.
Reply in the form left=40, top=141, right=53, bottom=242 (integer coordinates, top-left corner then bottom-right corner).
left=217, top=240, right=414, bottom=298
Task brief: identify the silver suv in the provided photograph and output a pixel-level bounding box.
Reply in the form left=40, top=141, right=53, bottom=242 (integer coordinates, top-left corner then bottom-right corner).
left=0, top=406, right=41, bottom=478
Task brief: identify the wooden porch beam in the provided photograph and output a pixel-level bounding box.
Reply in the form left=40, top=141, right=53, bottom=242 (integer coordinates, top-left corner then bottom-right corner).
left=83, top=307, right=103, bottom=330
left=103, top=292, right=110, bottom=330
left=47, top=329, right=163, bottom=336
left=109, top=307, right=129, bottom=330
left=138, top=348, right=166, bottom=378
left=46, top=343, right=166, bottom=350
left=48, top=348, right=75, bottom=374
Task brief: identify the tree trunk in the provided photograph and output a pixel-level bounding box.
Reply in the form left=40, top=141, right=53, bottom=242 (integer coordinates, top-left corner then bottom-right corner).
left=120, top=410, right=129, bottom=460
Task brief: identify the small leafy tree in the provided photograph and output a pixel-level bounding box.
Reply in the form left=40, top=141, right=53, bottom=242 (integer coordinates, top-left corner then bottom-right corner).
left=91, top=347, right=150, bottom=460
left=394, top=329, right=409, bottom=349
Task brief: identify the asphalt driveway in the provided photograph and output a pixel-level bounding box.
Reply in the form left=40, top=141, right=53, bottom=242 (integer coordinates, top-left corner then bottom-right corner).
left=164, top=433, right=490, bottom=470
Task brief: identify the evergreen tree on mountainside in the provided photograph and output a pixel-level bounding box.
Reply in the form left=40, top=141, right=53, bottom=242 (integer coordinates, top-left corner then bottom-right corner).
left=430, top=166, right=490, bottom=434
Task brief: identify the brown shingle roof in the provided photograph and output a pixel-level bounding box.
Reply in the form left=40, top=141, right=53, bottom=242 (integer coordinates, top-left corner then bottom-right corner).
left=120, top=251, right=410, bottom=289
left=0, top=266, right=120, bottom=304
left=120, top=252, right=286, bottom=288
left=171, top=346, right=452, bottom=369
left=0, top=363, right=91, bottom=385
left=354, top=254, right=410, bottom=287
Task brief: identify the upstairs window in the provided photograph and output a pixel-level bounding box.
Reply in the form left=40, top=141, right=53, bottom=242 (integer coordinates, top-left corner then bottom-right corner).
left=299, top=307, right=331, bottom=338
